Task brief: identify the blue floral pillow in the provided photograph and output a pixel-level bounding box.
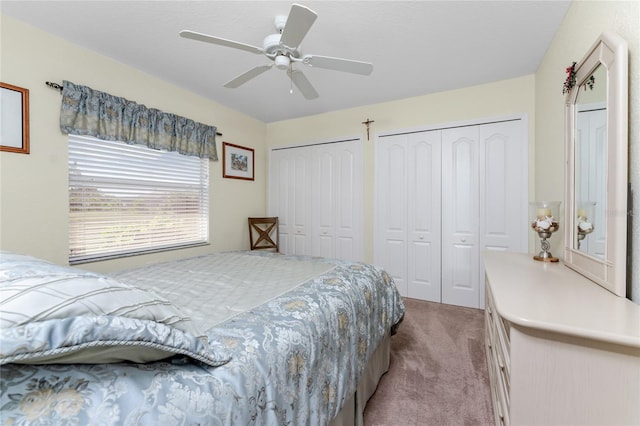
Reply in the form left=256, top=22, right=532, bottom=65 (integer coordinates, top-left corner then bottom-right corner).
left=0, top=252, right=230, bottom=366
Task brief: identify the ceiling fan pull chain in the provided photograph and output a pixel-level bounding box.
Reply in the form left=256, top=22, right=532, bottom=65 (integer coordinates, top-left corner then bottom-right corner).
left=289, top=63, right=294, bottom=94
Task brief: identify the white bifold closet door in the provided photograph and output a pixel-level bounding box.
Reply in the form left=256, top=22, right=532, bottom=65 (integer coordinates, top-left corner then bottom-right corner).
left=375, top=130, right=442, bottom=301
left=375, top=119, right=527, bottom=308
left=270, top=149, right=312, bottom=256
left=269, top=139, right=364, bottom=262
left=441, top=126, right=480, bottom=308
left=311, top=141, right=363, bottom=260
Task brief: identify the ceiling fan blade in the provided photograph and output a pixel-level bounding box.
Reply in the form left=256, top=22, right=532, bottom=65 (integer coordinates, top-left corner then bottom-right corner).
left=180, top=30, right=263, bottom=55
left=288, top=70, right=319, bottom=100
left=303, top=55, right=373, bottom=75
left=224, top=65, right=273, bottom=88
left=279, top=4, right=317, bottom=49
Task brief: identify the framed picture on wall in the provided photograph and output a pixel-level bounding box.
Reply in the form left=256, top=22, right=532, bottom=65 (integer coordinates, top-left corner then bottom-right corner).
left=222, top=142, right=254, bottom=181
left=0, top=82, right=30, bottom=154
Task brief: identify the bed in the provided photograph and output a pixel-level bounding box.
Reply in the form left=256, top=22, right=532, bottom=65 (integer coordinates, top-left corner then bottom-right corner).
left=0, top=250, right=405, bottom=425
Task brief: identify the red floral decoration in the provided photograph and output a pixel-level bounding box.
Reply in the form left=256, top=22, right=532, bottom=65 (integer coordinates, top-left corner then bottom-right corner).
left=563, top=62, right=577, bottom=94
left=563, top=62, right=596, bottom=95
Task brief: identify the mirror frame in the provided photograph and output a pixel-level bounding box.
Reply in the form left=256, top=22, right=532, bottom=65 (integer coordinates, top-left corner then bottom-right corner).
left=564, top=32, right=628, bottom=297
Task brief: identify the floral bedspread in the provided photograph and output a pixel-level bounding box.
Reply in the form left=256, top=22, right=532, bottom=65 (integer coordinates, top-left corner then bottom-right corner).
left=0, top=252, right=405, bottom=425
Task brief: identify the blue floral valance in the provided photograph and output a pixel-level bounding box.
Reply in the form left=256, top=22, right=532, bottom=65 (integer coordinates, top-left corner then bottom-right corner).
left=59, top=81, right=218, bottom=160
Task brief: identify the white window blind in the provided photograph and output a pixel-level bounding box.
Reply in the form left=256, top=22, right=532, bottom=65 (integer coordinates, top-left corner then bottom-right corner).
left=69, top=135, right=209, bottom=263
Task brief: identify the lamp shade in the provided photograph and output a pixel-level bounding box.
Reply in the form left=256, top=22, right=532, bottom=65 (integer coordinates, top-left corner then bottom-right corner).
left=275, top=55, right=290, bottom=70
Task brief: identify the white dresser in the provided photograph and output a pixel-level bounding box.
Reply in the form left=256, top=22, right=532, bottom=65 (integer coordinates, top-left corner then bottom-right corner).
left=483, top=251, right=640, bottom=426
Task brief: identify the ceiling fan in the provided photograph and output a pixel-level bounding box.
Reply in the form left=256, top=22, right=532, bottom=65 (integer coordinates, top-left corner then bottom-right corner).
left=179, top=4, right=373, bottom=99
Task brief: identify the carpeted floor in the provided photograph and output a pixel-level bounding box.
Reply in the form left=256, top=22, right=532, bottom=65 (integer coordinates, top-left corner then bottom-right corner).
left=363, top=298, right=494, bottom=426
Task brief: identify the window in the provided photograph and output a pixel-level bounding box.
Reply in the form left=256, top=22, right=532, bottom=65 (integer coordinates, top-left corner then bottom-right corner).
left=68, top=135, right=209, bottom=263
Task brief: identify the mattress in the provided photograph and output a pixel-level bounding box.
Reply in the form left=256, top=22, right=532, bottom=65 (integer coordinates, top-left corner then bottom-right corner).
left=110, top=251, right=336, bottom=330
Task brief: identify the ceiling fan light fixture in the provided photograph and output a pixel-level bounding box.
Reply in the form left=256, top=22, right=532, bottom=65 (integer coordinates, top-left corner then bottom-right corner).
left=275, top=55, right=290, bottom=70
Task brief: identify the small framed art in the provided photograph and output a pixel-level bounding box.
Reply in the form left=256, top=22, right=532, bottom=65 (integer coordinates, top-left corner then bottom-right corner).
left=0, top=82, right=30, bottom=154
left=223, top=142, right=254, bottom=181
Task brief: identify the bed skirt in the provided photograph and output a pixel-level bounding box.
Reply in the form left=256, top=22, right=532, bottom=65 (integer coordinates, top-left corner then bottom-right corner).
left=330, top=333, right=391, bottom=426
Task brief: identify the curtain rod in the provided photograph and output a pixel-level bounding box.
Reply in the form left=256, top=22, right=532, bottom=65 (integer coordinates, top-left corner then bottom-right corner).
left=45, top=81, right=223, bottom=137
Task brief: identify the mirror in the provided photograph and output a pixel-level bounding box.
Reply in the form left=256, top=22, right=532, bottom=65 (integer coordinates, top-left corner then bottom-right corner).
left=564, top=32, right=628, bottom=297
left=574, top=64, right=606, bottom=258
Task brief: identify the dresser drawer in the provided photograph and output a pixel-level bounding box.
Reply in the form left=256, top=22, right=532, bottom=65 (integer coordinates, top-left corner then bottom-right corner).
left=492, top=319, right=510, bottom=384
left=488, top=340, right=510, bottom=425
left=485, top=283, right=512, bottom=425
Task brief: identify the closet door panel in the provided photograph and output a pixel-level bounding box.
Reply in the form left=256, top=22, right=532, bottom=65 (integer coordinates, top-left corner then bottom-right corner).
left=481, top=121, right=527, bottom=253
left=452, top=244, right=475, bottom=292
left=335, top=143, right=361, bottom=261
left=312, top=148, right=336, bottom=258
left=442, top=127, right=479, bottom=308
left=407, top=131, right=442, bottom=301
left=311, top=140, right=363, bottom=261
left=409, top=241, right=439, bottom=300
left=269, top=150, right=291, bottom=254
left=291, top=151, right=312, bottom=255
left=483, top=136, right=509, bottom=245
left=480, top=120, right=528, bottom=307
left=375, top=136, right=408, bottom=296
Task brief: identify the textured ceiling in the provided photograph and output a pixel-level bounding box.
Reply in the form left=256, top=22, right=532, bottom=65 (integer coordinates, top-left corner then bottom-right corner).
left=2, top=1, right=571, bottom=123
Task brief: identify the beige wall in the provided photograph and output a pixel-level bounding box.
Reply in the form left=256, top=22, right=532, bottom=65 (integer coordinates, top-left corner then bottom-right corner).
left=0, top=15, right=267, bottom=273
left=536, top=0, right=639, bottom=301
left=266, top=76, right=536, bottom=263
